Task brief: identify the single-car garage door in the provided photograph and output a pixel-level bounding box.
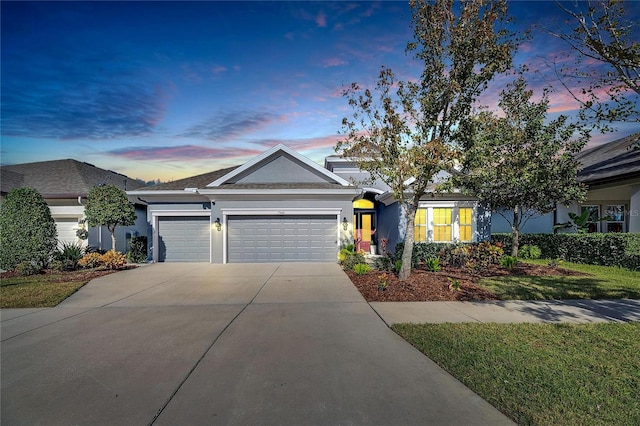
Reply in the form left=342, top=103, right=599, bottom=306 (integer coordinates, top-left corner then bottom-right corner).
left=227, top=215, right=337, bottom=263
left=54, top=217, right=80, bottom=246
left=158, top=216, right=210, bottom=262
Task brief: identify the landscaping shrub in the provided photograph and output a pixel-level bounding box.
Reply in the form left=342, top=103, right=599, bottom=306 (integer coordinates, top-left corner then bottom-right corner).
left=78, top=252, right=104, bottom=269
left=491, top=233, right=640, bottom=270
left=425, top=257, right=441, bottom=272
left=395, top=242, right=453, bottom=268
left=373, top=255, right=394, bottom=272
left=395, top=259, right=402, bottom=274
left=500, top=255, right=518, bottom=269
left=339, top=245, right=366, bottom=270
left=127, top=236, right=148, bottom=263
left=441, top=242, right=504, bottom=272
left=353, top=263, right=371, bottom=275
left=54, top=241, right=85, bottom=271
left=518, top=244, right=541, bottom=260
left=101, top=250, right=127, bottom=270
left=0, top=187, right=58, bottom=270
left=15, top=261, right=43, bottom=276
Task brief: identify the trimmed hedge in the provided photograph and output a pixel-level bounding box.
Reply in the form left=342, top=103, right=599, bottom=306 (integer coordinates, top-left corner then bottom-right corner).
left=491, top=233, right=640, bottom=271
left=395, top=242, right=457, bottom=268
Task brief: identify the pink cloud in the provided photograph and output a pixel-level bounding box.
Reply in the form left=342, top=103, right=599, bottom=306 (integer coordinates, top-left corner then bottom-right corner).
left=211, top=65, right=227, bottom=74
left=323, top=57, right=347, bottom=68
left=316, top=11, right=327, bottom=27
left=108, top=145, right=262, bottom=161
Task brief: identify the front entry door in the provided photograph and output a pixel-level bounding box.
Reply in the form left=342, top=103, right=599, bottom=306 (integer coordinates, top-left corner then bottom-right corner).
left=353, top=212, right=374, bottom=253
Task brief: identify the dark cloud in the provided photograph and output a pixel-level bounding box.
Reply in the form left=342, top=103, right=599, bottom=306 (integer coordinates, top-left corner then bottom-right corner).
left=108, top=145, right=262, bottom=161
left=0, top=4, right=166, bottom=140
left=180, top=111, right=285, bottom=141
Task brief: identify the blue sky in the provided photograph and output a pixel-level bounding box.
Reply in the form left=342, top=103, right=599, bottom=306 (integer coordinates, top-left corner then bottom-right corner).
left=2, top=1, right=638, bottom=182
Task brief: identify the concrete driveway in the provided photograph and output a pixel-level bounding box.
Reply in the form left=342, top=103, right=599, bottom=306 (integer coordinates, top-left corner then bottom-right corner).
left=1, top=263, right=512, bottom=425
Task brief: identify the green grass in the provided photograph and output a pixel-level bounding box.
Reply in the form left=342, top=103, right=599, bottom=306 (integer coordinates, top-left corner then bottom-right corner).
left=1, top=273, right=91, bottom=308
left=479, top=260, right=640, bottom=300
left=394, top=322, right=640, bottom=425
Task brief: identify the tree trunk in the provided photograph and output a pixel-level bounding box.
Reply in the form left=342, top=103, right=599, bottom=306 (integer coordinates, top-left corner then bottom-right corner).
left=511, top=205, right=519, bottom=258
left=399, top=204, right=418, bottom=281
left=108, top=225, right=117, bottom=252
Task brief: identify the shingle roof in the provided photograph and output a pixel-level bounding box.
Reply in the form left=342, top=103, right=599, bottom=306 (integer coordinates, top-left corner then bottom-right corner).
left=576, top=133, right=640, bottom=184
left=0, top=159, right=145, bottom=196
left=137, top=166, right=239, bottom=190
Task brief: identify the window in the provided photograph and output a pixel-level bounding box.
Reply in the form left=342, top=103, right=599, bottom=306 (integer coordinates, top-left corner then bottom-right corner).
left=414, top=208, right=427, bottom=242
left=433, top=208, right=452, bottom=242
left=580, top=205, right=600, bottom=233
left=605, top=205, right=625, bottom=232
left=459, top=208, right=473, bottom=242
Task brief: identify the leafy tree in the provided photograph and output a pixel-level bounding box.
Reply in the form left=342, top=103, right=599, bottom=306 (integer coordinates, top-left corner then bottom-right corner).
left=550, top=0, right=639, bottom=130
left=0, top=187, right=58, bottom=270
left=84, top=184, right=136, bottom=251
left=337, top=0, right=518, bottom=280
left=457, top=77, right=589, bottom=257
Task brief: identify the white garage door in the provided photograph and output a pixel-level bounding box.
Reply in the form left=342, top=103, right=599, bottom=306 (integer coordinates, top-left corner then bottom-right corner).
left=227, top=215, right=337, bottom=263
left=158, top=216, right=210, bottom=262
left=55, top=217, right=80, bottom=246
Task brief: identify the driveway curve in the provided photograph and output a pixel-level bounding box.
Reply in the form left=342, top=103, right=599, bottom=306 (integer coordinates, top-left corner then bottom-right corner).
left=1, top=263, right=512, bottom=425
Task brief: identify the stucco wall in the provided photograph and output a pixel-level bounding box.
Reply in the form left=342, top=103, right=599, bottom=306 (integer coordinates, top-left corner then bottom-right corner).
left=489, top=209, right=554, bottom=234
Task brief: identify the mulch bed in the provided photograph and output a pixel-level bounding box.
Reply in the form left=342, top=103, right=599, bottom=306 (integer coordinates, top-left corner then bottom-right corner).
left=347, top=263, right=587, bottom=302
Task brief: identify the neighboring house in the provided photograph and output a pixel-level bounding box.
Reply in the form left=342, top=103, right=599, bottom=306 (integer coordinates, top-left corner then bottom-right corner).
left=491, top=133, right=640, bottom=234
left=0, top=159, right=147, bottom=252
left=128, top=145, right=360, bottom=263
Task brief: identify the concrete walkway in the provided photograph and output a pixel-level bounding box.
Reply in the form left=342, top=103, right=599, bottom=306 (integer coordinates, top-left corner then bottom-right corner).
left=1, top=263, right=513, bottom=426
left=371, top=299, right=640, bottom=326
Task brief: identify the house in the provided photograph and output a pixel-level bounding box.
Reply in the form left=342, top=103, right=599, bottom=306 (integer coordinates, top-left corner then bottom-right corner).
left=0, top=159, right=147, bottom=252
left=128, top=145, right=360, bottom=263
left=129, top=144, right=489, bottom=263
left=490, top=133, right=640, bottom=234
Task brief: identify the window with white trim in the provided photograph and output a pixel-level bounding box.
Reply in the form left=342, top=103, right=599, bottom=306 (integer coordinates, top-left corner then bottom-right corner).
left=433, top=208, right=452, bottom=242
left=605, top=205, right=625, bottom=232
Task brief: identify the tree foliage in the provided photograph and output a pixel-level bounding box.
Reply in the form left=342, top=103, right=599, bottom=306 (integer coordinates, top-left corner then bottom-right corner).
left=337, top=0, right=518, bottom=280
left=0, top=187, right=58, bottom=270
left=550, top=0, right=640, bottom=129
left=84, top=184, right=136, bottom=251
left=457, top=77, right=588, bottom=257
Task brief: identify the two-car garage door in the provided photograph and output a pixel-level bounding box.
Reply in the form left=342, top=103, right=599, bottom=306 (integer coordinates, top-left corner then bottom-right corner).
left=228, top=215, right=337, bottom=263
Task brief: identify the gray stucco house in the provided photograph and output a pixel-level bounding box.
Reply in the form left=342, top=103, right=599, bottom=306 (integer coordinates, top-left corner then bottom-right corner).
left=130, top=144, right=489, bottom=263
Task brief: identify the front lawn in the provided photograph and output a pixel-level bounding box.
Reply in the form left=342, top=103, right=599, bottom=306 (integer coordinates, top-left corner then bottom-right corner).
left=394, top=322, right=640, bottom=425
left=0, top=269, right=117, bottom=308
left=479, top=260, right=640, bottom=300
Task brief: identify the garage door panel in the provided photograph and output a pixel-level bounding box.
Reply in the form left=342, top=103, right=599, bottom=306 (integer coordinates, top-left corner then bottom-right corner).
left=228, top=215, right=336, bottom=263
left=158, top=217, right=209, bottom=262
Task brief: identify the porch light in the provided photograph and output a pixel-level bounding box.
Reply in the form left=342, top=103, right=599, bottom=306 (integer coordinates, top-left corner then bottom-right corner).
left=342, top=217, right=348, bottom=231
left=214, top=218, right=222, bottom=231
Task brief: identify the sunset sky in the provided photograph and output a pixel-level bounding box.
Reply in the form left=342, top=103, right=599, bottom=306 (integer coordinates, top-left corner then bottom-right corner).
left=2, top=1, right=639, bottom=182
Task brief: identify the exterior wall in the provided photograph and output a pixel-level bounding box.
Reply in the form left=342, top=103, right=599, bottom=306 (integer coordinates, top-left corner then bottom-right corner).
left=490, top=209, right=554, bottom=234
left=375, top=202, right=402, bottom=254
left=630, top=185, right=640, bottom=233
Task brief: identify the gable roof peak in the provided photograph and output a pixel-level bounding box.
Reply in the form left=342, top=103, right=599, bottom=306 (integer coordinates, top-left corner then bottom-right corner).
left=207, top=144, right=351, bottom=187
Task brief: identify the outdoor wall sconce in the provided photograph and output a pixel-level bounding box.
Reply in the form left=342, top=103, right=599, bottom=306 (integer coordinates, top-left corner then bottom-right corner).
left=342, top=217, right=349, bottom=231
left=214, top=218, right=222, bottom=231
